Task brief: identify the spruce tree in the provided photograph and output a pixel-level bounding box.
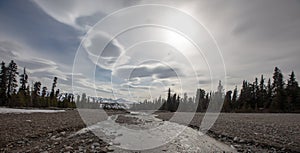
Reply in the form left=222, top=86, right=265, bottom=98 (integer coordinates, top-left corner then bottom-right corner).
left=169, top=93, right=176, bottom=112
left=7, top=60, right=18, bottom=107
left=223, top=90, right=232, bottom=112
left=7, top=60, right=18, bottom=96
left=265, top=78, right=272, bottom=109
left=32, top=81, right=41, bottom=107
left=272, top=67, right=286, bottom=112
left=232, top=86, right=238, bottom=111
left=50, top=77, right=57, bottom=99
left=166, top=88, right=171, bottom=111
left=41, top=87, right=47, bottom=97
left=286, top=71, right=299, bottom=111
left=196, top=89, right=205, bottom=112
left=0, top=61, right=8, bottom=106
left=253, top=77, right=259, bottom=110
left=258, top=75, right=266, bottom=110
left=18, top=67, right=28, bottom=106
left=19, top=67, right=28, bottom=93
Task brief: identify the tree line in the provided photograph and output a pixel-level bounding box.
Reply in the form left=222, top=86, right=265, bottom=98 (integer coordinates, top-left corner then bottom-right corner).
left=0, top=60, right=76, bottom=108
left=132, top=67, right=300, bottom=113
left=2, top=60, right=298, bottom=112
left=224, top=67, right=300, bottom=112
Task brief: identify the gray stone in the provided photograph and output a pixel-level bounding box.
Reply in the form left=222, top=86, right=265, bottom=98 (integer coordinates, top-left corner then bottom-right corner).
left=65, top=146, right=73, bottom=151
left=60, top=131, right=66, bottom=136
left=17, top=141, right=24, bottom=144
left=92, top=142, right=100, bottom=147
left=233, top=136, right=238, bottom=142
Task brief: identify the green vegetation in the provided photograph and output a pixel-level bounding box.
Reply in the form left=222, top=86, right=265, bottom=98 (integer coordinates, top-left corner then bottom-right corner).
left=1, top=60, right=299, bottom=113
left=0, top=60, right=75, bottom=108
left=134, top=67, right=300, bottom=113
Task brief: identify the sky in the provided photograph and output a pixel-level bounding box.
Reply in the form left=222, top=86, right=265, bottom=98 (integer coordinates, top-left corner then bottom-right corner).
left=0, top=0, right=300, bottom=102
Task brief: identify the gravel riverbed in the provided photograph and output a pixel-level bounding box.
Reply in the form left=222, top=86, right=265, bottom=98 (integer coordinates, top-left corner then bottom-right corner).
left=155, top=112, right=300, bottom=153
left=0, top=109, right=126, bottom=153
left=0, top=109, right=299, bottom=153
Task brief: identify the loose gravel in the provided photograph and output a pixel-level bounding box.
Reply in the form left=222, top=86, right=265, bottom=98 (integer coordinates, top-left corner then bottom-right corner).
left=155, top=112, right=300, bottom=153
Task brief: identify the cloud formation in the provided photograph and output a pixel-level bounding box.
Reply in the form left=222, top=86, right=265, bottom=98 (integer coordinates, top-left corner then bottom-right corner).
left=0, top=0, right=300, bottom=100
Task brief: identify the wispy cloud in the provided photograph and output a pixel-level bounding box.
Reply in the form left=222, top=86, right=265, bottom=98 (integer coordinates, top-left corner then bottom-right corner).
left=0, top=0, right=299, bottom=100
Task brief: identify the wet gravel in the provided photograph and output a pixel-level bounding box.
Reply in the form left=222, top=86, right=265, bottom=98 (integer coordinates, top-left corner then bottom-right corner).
left=155, top=112, right=300, bottom=153
left=115, top=115, right=141, bottom=125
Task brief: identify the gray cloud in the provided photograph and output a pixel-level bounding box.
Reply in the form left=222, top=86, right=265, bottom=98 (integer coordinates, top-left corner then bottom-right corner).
left=0, top=41, right=21, bottom=61
left=1, top=0, right=300, bottom=98
left=114, top=64, right=182, bottom=80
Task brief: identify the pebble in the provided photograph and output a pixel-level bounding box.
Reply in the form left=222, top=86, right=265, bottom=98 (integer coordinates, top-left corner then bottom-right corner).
left=48, top=133, right=52, bottom=137
left=92, top=142, right=100, bottom=147
left=233, top=136, right=238, bottom=142
left=105, top=147, right=114, bottom=152
left=78, top=146, right=84, bottom=151
left=50, top=136, right=56, bottom=140
left=17, top=141, right=24, bottom=144
left=113, top=142, right=121, bottom=146
left=60, top=131, right=66, bottom=136
left=65, top=146, right=73, bottom=151
left=50, top=136, right=62, bottom=141
left=117, top=133, right=123, bottom=136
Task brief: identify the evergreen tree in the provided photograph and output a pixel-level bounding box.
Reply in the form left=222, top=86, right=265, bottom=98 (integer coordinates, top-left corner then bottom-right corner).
left=176, top=94, right=180, bottom=111
left=50, top=77, right=57, bottom=99
left=258, top=75, right=266, bottom=110
left=7, top=60, right=18, bottom=96
left=55, top=89, right=60, bottom=98
left=237, top=81, right=247, bottom=110
left=17, top=67, right=29, bottom=106
left=286, top=71, right=299, bottom=111
left=232, top=86, right=238, bottom=110
left=25, top=85, right=31, bottom=107
left=196, top=89, right=206, bottom=112
left=171, top=93, right=177, bottom=112
left=237, top=81, right=252, bottom=111
left=41, top=87, right=47, bottom=97
left=272, top=67, right=286, bottom=112
left=7, top=60, right=18, bottom=107
left=265, top=78, right=273, bottom=109
left=222, top=90, right=232, bottom=112
left=210, top=81, right=224, bottom=112
left=0, top=61, right=8, bottom=106
left=163, top=88, right=171, bottom=111
left=33, top=82, right=41, bottom=96
left=32, top=81, right=41, bottom=107
left=49, top=77, right=58, bottom=106
left=253, top=77, right=259, bottom=110
left=19, top=67, right=28, bottom=93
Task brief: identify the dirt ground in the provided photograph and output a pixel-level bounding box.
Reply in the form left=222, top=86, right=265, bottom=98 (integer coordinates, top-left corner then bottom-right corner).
left=0, top=109, right=299, bottom=153
left=0, top=109, right=126, bottom=153
left=155, top=112, right=300, bottom=153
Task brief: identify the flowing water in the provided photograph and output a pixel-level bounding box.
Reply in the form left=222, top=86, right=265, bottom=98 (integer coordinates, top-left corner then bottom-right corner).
left=74, top=111, right=236, bottom=153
